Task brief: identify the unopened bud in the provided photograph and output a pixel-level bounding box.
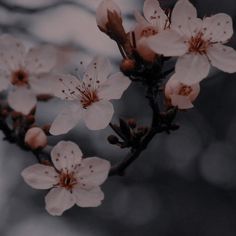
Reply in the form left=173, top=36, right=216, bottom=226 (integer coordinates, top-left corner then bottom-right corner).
left=96, top=0, right=122, bottom=33
left=107, top=135, right=119, bottom=144
left=25, top=127, right=47, bottom=150
left=120, top=59, right=136, bottom=75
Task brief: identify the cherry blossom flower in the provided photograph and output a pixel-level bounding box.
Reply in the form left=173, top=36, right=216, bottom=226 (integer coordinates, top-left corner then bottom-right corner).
left=21, top=141, right=111, bottom=216
left=96, top=0, right=122, bottom=33
left=133, top=0, right=170, bottom=62
left=49, top=56, right=131, bottom=135
left=147, top=0, right=236, bottom=85
left=0, top=35, right=56, bottom=115
left=165, top=74, right=200, bottom=109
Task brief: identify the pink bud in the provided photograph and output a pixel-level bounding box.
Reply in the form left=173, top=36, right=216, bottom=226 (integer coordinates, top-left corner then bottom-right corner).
left=25, top=127, right=47, bottom=150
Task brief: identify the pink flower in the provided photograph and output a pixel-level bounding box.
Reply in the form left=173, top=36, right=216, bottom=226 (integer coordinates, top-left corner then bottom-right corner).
left=147, top=0, right=236, bottom=84
left=21, top=141, right=111, bottom=216
left=0, top=35, right=56, bottom=115
left=165, top=74, right=200, bottom=109
left=133, top=0, right=170, bottom=61
left=50, top=56, right=131, bottom=135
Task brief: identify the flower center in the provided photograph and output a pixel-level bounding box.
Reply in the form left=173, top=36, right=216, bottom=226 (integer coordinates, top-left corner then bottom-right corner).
left=11, top=69, right=29, bottom=86
left=140, top=26, right=158, bottom=38
left=178, top=85, right=193, bottom=96
left=59, top=171, right=77, bottom=191
left=188, top=32, right=210, bottom=55
left=80, top=89, right=99, bottom=109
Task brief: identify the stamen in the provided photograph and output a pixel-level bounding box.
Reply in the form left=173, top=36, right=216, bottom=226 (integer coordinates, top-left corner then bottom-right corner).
left=11, top=69, right=29, bottom=86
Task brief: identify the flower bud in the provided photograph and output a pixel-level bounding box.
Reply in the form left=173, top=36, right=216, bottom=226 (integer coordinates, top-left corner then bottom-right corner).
left=25, top=127, right=47, bottom=150
left=120, top=59, right=136, bottom=75
left=96, top=0, right=122, bottom=33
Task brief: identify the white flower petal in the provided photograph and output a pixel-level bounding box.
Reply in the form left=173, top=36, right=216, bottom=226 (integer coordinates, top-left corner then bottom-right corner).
left=175, top=53, right=210, bottom=85
left=98, top=72, right=131, bottom=100
left=171, top=0, right=198, bottom=37
left=96, top=0, right=121, bottom=30
left=45, top=187, right=75, bottom=216
left=51, top=74, right=81, bottom=100
left=0, top=70, right=10, bottom=91
left=76, top=157, right=110, bottom=188
left=134, top=10, right=148, bottom=25
left=73, top=186, right=104, bottom=207
left=136, top=37, right=157, bottom=62
left=8, top=87, right=37, bottom=115
left=207, top=44, right=236, bottom=73
left=202, top=13, right=233, bottom=43
left=21, top=164, right=58, bottom=190
left=83, top=100, right=114, bottom=130
left=170, top=94, right=194, bottom=109
left=83, top=56, right=112, bottom=85
left=143, top=0, right=168, bottom=30
left=147, top=30, right=188, bottom=57
left=29, top=74, right=57, bottom=95
left=25, top=45, right=57, bottom=74
left=50, top=103, right=82, bottom=135
left=0, top=34, right=26, bottom=71
left=51, top=141, right=83, bottom=172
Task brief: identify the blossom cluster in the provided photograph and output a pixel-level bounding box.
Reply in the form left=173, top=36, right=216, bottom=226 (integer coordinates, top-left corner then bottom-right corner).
left=0, top=0, right=235, bottom=216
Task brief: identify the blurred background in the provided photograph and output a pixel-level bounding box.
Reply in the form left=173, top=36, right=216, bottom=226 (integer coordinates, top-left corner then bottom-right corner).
left=1, top=0, right=236, bottom=235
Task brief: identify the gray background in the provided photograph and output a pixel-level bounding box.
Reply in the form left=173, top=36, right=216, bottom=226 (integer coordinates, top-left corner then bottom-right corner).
left=0, top=0, right=236, bottom=235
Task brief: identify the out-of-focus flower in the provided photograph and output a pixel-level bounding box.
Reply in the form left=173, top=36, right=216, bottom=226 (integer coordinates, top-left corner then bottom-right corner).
left=133, top=0, right=170, bottom=62
left=147, top=0, right=236, bottom=84
left=0, top=35, right=56, bottom=115
left=165, top=74, right=200, bottom=109
left=96, top=0, right=121, bottom=33
left=21, top=141, right=111, bottom=216
left=50, top=56, right=131, bottom=135
left=24, top=127, right=47, bottom=150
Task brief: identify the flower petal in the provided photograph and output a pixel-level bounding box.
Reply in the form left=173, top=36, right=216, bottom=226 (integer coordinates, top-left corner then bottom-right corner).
left=25, top=45, right=57, bottom=74
left=51, top=141, right=83, bottom=172
left=29, top=74, right=57, bottom=95
left=83, top=56, right=112, bottom=86
left=49, top=103, right=82, bottom=135
left=207, top=44, right=236, bottom=73
left=169, top=94, right=194, bottom=109
left=143, top=0, right=168, bottom=30
left=83, top=100, right=114, bottom=130
left=202, top=13, right=233, bottom=43
left=45, top=187, right=75, bottom=216
left=75, top=157, right=110, bottom=188
left=73, top=186, right=104, bottom=207
left=175, top=53, right=210, bottom=85
left=97, top=72, right=131, bottom=100
left=147, top=30, right=188, bottom=56
left=0, top=34, right=26, bottom=71
left=0, top=70, right=10, bottom=91
left=171, top=0, right=198, bottom=37
left=134, top=10, right=148, bottom=25
left=8, top=87, right=37, bottom=115
left=21, top=164, right=58, bottom=189
left=52, top=74, right=81, bottom=101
